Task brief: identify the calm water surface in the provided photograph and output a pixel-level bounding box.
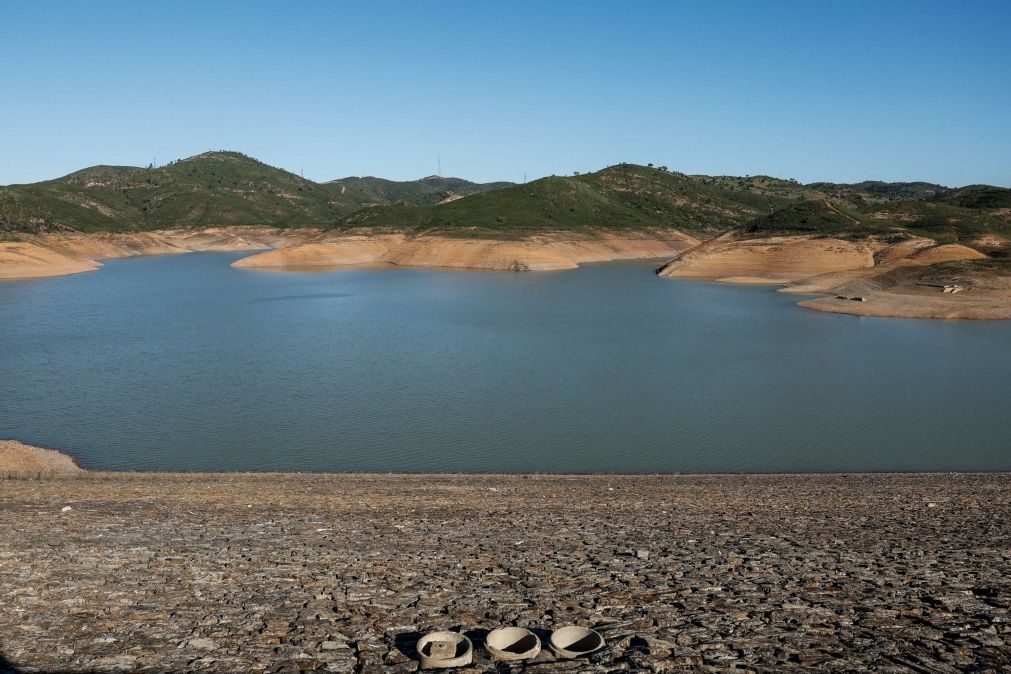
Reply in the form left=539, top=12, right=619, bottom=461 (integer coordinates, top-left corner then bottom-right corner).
left=1, top=252, right=1009, bottom=472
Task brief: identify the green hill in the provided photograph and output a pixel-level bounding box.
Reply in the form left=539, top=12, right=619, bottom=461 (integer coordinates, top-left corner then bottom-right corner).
left=2, top=153, right=1007, bottom=243
left=323, top=175, right=513, bottom=211
left=0, top=151, right=512, bottom=236
left=807, top=180, right=948, bottom=204
left=337, top=164, right=787, bottom=236
left=862, top=199, right=1010, bottom=241
left=743, top=201, right=878, bottom=237
left=1, top=151, right=334, bottom=234
left=934, top=185, right=1011, bottom=210
left=335, top=164, right=1009, bottom=241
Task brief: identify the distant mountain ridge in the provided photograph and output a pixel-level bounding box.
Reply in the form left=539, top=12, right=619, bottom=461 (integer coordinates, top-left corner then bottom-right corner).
left=2, top=151, right=1008, bottom=243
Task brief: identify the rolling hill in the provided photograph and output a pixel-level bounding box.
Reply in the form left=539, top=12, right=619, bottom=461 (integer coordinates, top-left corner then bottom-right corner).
left=0, top=151, right=512, bottom=236
left=323, top=175, right=513, bottom=211
left=338, top=164, right=1010, bottom=241
left=337, top=164, right=783, bottom=236
left=2, top=152, right=1008, bottom=243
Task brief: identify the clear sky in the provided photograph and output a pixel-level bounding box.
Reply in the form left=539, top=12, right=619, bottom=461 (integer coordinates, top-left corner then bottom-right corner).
left=2, top=0, right=1009, bottom=187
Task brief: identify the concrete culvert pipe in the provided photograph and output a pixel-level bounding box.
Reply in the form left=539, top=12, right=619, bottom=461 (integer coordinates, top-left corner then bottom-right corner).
left=417, top=631, right=473, bottom=669
left=549, top=625, right=604, bottom=658
left=485, top=626, right=541, bottom=661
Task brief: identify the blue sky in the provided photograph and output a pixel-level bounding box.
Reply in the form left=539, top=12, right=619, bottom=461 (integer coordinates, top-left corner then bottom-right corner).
left=2, top=1, right=1009, bottom=186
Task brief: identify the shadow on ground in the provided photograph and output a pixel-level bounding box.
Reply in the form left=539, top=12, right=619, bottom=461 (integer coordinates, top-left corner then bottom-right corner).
left=1, top=652, right=105, bottom=674
left=0, top=654, right=18, bottom=674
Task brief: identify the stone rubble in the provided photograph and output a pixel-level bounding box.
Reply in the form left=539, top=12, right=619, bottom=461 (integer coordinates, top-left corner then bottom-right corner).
left=1, top=472, right=1009, bottom=672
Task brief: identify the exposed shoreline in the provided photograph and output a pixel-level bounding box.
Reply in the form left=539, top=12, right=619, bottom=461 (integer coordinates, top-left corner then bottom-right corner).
left=2, top=467, right=1008, bottom=672
left=0, top=227, right=700, bottom=280
left=657, top=234, right=1011, bottom=320
left=231, top=230, right=700, bottom=272
left=0, top=227, right=296, bottom=280
left=5, top=441, right=1010, bottom=479
left=3, top=228, right=1009, bottom=319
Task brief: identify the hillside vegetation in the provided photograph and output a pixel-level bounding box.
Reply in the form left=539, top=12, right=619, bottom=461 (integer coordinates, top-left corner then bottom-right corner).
left=0, top=152, right=511, bottom=236
left=339, top=164, right=1010, bottom=241
left=3, top=152, right=1008, bottom=243
left=325, top=175, right=513, bottom=210
left=339, top=165, right=782, bottom=236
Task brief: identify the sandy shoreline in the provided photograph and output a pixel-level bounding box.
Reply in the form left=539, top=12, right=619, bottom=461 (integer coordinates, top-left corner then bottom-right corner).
left=2, top=466, right=1009, bottom=672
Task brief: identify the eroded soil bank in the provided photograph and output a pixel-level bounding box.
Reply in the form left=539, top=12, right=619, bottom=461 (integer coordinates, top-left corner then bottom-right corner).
left=4, top=228, right=1010, bottom=319
left=658, top=234, right=1011, bottom=319
left=0, top=227, right=299, bottom=280
left=0, top=440, right=84, bottom=478
left=230, top=231, right=700, bottom=272
left=1, top=467, right=1009, bottom=672
left=0, top=229, right=699, bottom=279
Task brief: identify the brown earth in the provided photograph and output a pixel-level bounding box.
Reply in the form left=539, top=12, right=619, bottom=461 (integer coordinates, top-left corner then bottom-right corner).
left=0, top=440, right=84, bottom=477
left=659, top=234, right=1011, bottom=320
left=0, top=228, right=301, bottom=280
left=0, top=241, right=101, bottom=279
left=6, top=228, right=1010, bottom=319
left=1, top=229, right=698, bottom=279
left=231, top=231, right=701, bottom=272
left=1, top=461, right=1009, bottom=672
left=794, top=259, right=1011, bottom=319
left=906, top=243, right=987, bottom=265
left=656, top=235, right=877, bottom=283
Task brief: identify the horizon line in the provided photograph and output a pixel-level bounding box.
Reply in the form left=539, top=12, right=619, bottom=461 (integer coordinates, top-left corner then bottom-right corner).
left=4, top=149, right=1010, bottom=190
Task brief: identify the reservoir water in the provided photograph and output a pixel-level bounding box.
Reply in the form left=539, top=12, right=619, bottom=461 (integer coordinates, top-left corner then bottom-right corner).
left=1, top=252, right=1009, bottom=472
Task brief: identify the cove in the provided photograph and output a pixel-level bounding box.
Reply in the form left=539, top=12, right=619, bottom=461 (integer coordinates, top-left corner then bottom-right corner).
left=1, top=252, right=1009, bottom=473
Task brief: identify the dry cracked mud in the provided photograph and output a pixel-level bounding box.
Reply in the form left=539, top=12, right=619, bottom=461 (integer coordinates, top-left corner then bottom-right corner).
left=2, top=473, right=1009, bottom=672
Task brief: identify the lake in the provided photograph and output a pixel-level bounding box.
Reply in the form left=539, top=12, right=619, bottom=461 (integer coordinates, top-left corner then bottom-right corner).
left=1, top=252, right=1009, bottom=472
